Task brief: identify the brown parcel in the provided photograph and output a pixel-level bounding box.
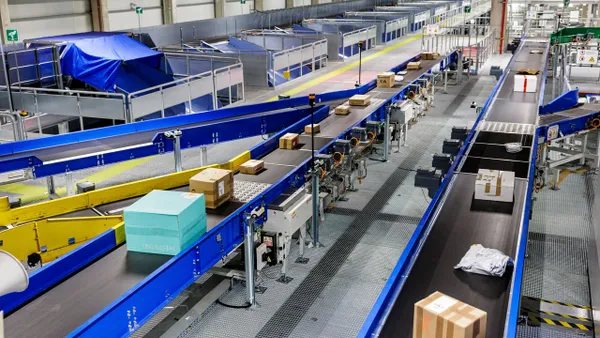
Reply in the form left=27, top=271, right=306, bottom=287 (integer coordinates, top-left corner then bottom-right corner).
left=377, top=72, right=396, bottom=88
left=349, top=94, right=371, bottom=106
left=189, top=168, right=234, bottom=209
left=433, top=52, right=440, bottom=59
left=239, top=159, right=264, bottom=175
left=407, top=61, right=422, bottom=70
left=279, top=133, right=299, bottom=150
left=414, top=291, right=487, bottom=338
left=335, top=105, right=351, bottom=115
left=421, top=52, right=433, bottom=60
left=305, top=123, right=321, bottom=134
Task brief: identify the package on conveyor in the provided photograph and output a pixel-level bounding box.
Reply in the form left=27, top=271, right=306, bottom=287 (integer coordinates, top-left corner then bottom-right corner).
left=414, top=291, right=487, bottom=338
left=124, top=190, right=207, bottom=255
left=304, top=123, right=321, bottom=134
left=349, top=94, right=371, bottom=106
left=189, top=168, right=234, bottom=209
left=474, top=169, right=515, bottom=202
left=421, top=52, right=432, bottom=60
left=513, top=74, right=537, bottom=93
left=377, top=72, right=396, bottom=88
left=279, top=133, right=299, bottom=150
left=240, top=159, right=265, bottom=175
left=407, top=61, right=422, bottom=70
left=335, top=104, right=351, bottom=115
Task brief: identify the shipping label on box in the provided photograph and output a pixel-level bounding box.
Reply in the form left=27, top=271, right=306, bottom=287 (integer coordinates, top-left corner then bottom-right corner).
left=240, top=159, right=265, bottom=175
left=513, top=74, right=537, bottom=93
left=279, top=133, right=299, bottom=150
left=474, top=169, right=515, bottom=203
left=335, top=105, right=351, bottom=115
left=377, top=72, right=396, bottom=88
left=414, top=291, right=487, bottom=338
left=189, top=168, right=234, bottom=209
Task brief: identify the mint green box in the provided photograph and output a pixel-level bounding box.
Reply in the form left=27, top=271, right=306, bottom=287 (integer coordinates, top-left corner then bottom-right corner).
left=124, top=190, right=207, bottom=255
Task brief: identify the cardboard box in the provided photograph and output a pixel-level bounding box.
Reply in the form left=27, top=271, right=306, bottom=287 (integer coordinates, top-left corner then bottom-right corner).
left=422, top=52, right=433, bottom=60
left=124, top=190, right=207, bottom=255
left=349, top=94, right=371, bottom=106
left=377, top=72, right=396, bottom=88
left=189, top=168, right=234, bottom=209
left=240, top=159, right=264, bottom=175
left=513, top=74, right=537, bottom=93
left=335, top=105, right=351, bottom=115
left=407, top=61, right=422, bottom=70
left=474, top=169, right=515, bottom=202
left=414, top=291, right=487, bottom=338
left=279, top=133, right=299, bottom=150
left=517, top=68, right=539, bottom=75
left=433, top=52, right=440, bottom=59
left=305, top=123, right=321, bottom=134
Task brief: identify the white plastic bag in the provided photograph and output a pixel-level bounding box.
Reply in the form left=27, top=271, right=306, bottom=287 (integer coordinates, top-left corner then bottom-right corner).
left=454, top=244, right=513, bottom=277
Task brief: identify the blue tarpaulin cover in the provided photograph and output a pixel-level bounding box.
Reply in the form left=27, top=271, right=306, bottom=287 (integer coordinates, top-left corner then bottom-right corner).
left=60, top=34, right=164, bottom=92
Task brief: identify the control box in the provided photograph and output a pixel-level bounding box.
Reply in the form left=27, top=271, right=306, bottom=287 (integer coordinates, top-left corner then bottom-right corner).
left=334, top=139, right=351, bottom=155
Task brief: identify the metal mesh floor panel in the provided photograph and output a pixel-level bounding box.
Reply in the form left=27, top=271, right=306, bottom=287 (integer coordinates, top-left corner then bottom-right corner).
left=160, top=75, right=499, bottom=338
left=517, top=171, right=596, bottom=335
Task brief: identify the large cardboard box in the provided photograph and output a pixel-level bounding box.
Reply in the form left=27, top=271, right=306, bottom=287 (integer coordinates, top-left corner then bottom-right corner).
left=349, top=94, right=371, bottom=106
left=279, top=133, right=299, bottom=150
left=124, top=190, right=207, bottom=255
left=335, top=105, right=351, bottom=115
left=377, top=72, right=396, bottom=88
left=305, top=123, right=321, bottom=134
left=240, top=159, right=264, bottom=175
left=407, top=61, right=422, bottom=70
left=474, top=169, right=515, bottom=202
left=422, top=52, right=434, bottom=60
left=414, top=291, right=487, bottom=338
left=513, top=74, right=537, bottom=93
left=189, top=168, right=234, bottom=209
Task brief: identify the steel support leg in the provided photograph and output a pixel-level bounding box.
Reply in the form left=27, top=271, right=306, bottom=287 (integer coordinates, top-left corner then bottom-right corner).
left=173, top=135, right=182, bottom=173
left=243, top=215, right=256, bottom=306
left=46, top=176, right=56, bottom=199
left=200, top=146, right=208, bottom=167
left=383, top=109, right=390, bottom=162
left=65, top=172, right=74, bottom=197
left=311, top=171, right=321, bottom=248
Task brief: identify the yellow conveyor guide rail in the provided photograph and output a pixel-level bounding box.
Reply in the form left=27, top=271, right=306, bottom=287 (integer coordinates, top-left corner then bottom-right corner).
left=0, top=150, right=252, bottom=264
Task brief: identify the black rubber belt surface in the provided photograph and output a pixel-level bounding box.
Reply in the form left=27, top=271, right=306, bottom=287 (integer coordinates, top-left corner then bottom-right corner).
left=255, top=79, right=474, bottom=338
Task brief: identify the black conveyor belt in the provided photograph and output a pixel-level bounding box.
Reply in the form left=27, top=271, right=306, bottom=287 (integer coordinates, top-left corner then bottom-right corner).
left=5, top=58, right=444, bottom=338
left=380, top=39, right=548, bottom=337
left=380, top=175, right=526, bottom=337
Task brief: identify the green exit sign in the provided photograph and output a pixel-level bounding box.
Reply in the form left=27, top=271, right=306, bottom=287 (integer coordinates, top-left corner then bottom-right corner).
left=464, top=6, right=471, bottom=13
left=240, top=0, right=246, bottom=4
left=135, top=6, right=143, bottom=14
left=6, top=29, right=18, bottom=42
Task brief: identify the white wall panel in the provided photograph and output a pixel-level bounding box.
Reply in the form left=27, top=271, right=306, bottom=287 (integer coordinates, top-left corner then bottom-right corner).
left=261, top=0, right=285, bottom=11
left=177, top=0, right=215, bottom=23
left=224, top=0, right=254, bottom=16
left=8, top=0, right=92, bottom=40
left=107, top=0, right=163, bottom=30
left=292, top=0, right=311, bottom=7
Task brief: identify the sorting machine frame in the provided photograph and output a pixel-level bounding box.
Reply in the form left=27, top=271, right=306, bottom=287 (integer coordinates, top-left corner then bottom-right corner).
left=300, top=19, right=378, bottom=59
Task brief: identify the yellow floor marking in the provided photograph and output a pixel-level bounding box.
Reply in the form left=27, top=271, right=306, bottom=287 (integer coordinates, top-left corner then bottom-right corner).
left=542, top=318, right=556, bottom=325
left=575, top=323, right=589, bottom=331
left=266, top=34, right=423, bottom=101
left=0, top=156, right=155, bottom=203
left=559, top=321, right=572, bottom=328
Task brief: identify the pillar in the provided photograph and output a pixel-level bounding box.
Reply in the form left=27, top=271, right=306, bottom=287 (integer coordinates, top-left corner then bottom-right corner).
left=0, top=0, right=10, bottom=43
left=490, top=0, right=508, bottom=54
left=215, top=0, right=226, bottom=18
left=163, top=0, right=177, bottom=24
left=91, top=0, right=110, bottom=32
